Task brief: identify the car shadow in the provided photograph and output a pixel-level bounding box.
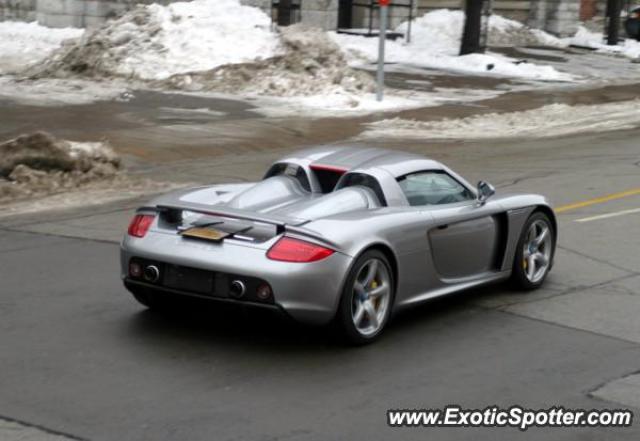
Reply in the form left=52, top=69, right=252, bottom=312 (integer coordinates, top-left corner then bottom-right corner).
left=122, top=281, right=533, bottom=354
left=124, top=296, right=341, bottom=352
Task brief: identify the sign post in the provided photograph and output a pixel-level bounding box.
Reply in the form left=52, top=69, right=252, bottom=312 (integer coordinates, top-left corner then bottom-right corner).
left=376, top=0, right=389, bottom=102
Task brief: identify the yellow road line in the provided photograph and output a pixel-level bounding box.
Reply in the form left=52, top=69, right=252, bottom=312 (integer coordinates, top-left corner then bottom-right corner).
left=555, top=188, right=640, bottom=213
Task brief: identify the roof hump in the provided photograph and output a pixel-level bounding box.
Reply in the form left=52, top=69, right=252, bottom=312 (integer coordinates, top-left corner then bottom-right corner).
left=282, top=145, right=444, bottom=177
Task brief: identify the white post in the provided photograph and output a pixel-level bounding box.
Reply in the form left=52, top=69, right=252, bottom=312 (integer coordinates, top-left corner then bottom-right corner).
left=376, top=2, right=388, bottom=102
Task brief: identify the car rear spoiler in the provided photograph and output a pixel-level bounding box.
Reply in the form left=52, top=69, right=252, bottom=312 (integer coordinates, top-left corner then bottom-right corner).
left=138, top=202, right=339, bottom=249
left=147, top=202, right=308, bottom=232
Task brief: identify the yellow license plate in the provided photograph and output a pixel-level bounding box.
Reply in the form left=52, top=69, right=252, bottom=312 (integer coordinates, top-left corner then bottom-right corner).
left=181, top=227, right=229, bottom=242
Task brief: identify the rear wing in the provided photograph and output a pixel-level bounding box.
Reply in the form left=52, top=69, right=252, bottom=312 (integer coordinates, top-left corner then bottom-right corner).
left=138, top=202, right=339, bottom=249
left=144, top=202, right=308, bottom=230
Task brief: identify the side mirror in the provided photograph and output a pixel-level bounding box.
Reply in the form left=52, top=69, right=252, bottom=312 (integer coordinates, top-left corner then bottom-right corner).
left=477, top=181, right=495, bottom=204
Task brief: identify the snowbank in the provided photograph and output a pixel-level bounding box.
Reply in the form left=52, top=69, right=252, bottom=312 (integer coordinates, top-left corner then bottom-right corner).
left=567, top=26, right=640, bottom=59
left=331, top=10, right=572, bottom=81
left=33, top=0, right=280, bottom=80
left=0, top=132, right=186, bottom=214
left=31, top=0, right=375, bottom=104
left=484, top=13, right=562, bottom=47
left=360, top=100, right=640, bottom=140
left=0, top=132, right=121, bottom=203
left=160, top=24, right=374, bottom=97
left=0, top=21, right=83, bottom=75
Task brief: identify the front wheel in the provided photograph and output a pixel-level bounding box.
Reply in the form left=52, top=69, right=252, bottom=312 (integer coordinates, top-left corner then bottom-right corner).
left=335, top=250, right=395, bottom=345
left=511, top=212, right=555, bottom=290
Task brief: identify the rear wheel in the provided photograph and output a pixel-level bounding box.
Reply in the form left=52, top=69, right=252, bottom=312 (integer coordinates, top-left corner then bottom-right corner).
left=336, top=250, right=394, bottom=345
left=511, top=212, right=555, bottom=290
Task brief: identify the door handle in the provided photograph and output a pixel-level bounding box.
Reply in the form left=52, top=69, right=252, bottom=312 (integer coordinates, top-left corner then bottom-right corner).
left=437, top=224, right=449, bottom=230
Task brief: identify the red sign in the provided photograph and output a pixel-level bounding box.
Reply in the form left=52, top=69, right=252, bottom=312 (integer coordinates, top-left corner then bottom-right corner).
left=379, top=0, right=390, bottom=5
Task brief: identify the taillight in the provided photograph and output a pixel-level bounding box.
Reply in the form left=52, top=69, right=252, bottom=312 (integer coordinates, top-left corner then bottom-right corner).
left=267, top=237, right=334, bottom=263
left=127, top=214, right=155, bottom=238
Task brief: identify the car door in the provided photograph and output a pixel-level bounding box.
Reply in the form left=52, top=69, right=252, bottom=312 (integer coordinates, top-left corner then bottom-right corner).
left=427, top=200, right=503, bottom=280
left=397, top=170, right=503, bottom=280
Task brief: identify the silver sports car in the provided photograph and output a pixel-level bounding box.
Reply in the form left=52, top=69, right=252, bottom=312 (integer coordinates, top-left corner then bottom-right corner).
left=121, top=146, right=556, bottom=343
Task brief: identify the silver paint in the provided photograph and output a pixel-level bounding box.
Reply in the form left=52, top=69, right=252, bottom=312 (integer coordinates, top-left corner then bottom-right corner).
left=120, top=146, right=557, bottom=324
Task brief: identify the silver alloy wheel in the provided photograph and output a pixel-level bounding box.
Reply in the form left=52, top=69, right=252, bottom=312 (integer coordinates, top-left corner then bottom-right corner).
left=523, top=219, right=552, bottom=283
left=351, top=258, right=391, bottom=337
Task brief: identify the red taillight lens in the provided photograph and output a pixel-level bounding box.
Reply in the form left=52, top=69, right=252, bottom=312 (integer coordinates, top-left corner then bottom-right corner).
left=267, top=237, right=334, bottom=263
left=127, top=214, right=155, bottom=238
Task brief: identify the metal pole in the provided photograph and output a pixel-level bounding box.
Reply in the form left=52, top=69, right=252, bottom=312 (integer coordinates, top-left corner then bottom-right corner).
left=376, top=4, right=388, bottom=102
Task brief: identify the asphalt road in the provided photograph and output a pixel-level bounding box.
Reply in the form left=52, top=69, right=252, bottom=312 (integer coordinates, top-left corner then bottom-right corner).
left=1, top=101, right=640, bottom=439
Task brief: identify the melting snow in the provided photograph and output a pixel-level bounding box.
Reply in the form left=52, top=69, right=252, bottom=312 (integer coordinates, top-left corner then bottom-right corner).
left=331, top=9, right=572, bottom=82
left=567, top=26, right=640, bottom=59
left=360, top=100, right=640, bottom=140
left=0, top=21, right=83, bottom=74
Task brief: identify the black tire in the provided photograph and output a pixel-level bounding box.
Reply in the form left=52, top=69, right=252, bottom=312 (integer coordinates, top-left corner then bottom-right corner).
left=511, top=211, right=555, bottom=290
left=335, top=250, right=395, bottom=345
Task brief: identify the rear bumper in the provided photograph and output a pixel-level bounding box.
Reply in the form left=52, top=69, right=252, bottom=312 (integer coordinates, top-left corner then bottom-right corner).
left=120, top=232, right=353, bottom=325
left=123, top=278, right=287, bottom=315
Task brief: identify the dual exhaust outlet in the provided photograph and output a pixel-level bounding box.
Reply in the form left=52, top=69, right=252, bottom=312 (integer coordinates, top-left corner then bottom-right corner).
left=131, top=261, right=271, bottom=301
left=141, top=264, right=247, bottom=298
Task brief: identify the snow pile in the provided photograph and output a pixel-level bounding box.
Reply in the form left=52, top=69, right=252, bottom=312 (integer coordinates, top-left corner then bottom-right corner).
left=332, top=10, right=571, bottom=81
left=0, top=132, right=122, bottom=203
left=32, top=0, right=280, bottom=80
left=31, top=0, right=373, bottom=100
left=567, top=26, right=640, bottom=59
left=485, top=13, right=562, bottom=47
left=398, top=10, right=561, bottom=50
left=160, top=24, right=374, bottom=96
left=0, top=21, right=83, bottom=75
left=360, top=100, right=640, bottom=140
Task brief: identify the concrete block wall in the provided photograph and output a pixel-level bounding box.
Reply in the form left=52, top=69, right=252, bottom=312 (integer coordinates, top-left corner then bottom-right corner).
left=350, top=2, right=417, bottom=31
left=416, top=0, right=531, bottom=23
left=299, top=0, right=337, bottom=30
left=0, top=0, right=168, bottom=27
left=35, top=0, right=127, bottom=27
left=0, top=0, right=586, bottom=36
left=537, top=0, right=580, bottom=36
left=0, top=0, right=37, bottom=21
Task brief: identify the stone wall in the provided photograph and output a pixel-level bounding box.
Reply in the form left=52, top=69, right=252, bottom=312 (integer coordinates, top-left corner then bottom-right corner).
left=1, top=0, right=169, bottom=27
left=416, top=0, right=532, bottom=23
left=347, top=1, right=417, bottom=31
left=36, top=0, right=126, bottom=27
left=300, top=0, right=337, bottom=29
left=416, top=1, right=581, bottom=36
left=529, top=0, right=580, bottom=36
left=0, top=0, right=37, bottom=21
left=0, top=0, right=592, bottom=36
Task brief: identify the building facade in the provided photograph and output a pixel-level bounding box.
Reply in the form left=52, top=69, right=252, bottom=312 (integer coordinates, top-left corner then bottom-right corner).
left=0, top=0, right=617, bottom=37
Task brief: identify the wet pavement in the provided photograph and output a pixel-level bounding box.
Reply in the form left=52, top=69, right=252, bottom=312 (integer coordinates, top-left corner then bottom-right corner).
left=1, top=125, right=640, bottom=440
left=1, top=69, right=639, bottom=175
